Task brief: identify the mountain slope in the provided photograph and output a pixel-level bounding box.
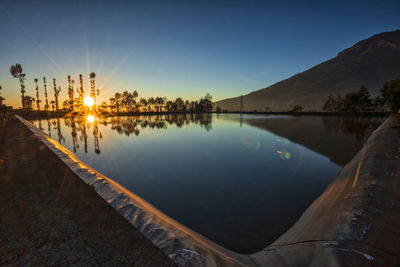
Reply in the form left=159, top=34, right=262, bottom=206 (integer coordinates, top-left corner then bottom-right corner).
left=214, top=30, right=400, bottom=111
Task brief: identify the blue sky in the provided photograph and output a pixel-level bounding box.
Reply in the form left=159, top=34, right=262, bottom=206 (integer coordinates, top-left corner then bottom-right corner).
left=0, top=0, right=399, bottom=107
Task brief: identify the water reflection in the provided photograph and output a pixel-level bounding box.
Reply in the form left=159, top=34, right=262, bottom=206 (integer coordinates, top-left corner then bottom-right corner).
left=29, top=114, right=386, bottom=253
left=33, top=113, right=213, bottom=155
left=32, top=114, right=384, bottom=164
left=222, top=115, right=386, bottom=166
left=322, top=116, right=383, bottom=141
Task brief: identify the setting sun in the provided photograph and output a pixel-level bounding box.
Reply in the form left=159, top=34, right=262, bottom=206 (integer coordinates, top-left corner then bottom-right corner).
left=84, top=96, right=95, bottom=107
left=86, top=115, right=95, bottom=123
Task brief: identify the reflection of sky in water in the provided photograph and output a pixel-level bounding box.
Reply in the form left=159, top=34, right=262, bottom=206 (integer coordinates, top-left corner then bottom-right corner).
left=30, top=114, right=383, bottom=253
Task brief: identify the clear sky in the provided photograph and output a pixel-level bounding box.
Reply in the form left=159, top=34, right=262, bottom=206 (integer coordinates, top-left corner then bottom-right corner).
left=0, top=0, right=399, bottom=108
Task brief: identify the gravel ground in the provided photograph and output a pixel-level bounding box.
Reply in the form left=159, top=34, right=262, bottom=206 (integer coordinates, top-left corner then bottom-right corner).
left=0, top=116, right=175, bottom=266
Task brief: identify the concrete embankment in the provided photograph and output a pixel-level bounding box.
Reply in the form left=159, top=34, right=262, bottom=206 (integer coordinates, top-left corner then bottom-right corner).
left=249, top=114, right=400, bottom=266
left=8, top=114, right=400, bottom=266
left=0, top=116, right=175, bottom=266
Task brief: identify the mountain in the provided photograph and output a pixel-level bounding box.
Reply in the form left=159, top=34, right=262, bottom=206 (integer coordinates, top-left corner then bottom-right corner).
left=214, top=30, right=400, bottom=111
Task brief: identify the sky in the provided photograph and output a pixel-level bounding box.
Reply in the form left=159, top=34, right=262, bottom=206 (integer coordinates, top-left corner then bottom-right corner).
left=0, top=0, right=399, bottom=108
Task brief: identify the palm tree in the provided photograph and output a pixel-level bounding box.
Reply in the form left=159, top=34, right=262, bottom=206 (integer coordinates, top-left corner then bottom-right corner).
left=43, top=77, right=49, bottom=111
left=10, top=64, right=26, bottom=109
left=90, top=72, right=96, bottom=105
left=78, top=74, right=84, bottom=106
left=34, top=78, right=41, bottom=111
left=53, top=79, right=61, bottom=111
left=67, top=75, right=74, bottom=110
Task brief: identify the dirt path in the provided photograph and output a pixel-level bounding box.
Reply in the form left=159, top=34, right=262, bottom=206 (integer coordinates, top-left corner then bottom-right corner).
left=0, top=116, right=175, bottom=266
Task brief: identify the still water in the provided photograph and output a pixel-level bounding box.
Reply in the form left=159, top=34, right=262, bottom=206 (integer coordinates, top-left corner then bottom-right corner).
left=30, top=114, right=384, bottom=253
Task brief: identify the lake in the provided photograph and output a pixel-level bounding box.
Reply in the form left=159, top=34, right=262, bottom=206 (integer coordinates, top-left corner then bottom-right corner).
left=29, top=114, right=385, bottom=253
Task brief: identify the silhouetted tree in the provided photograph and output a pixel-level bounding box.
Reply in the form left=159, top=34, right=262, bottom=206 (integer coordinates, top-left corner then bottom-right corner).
left=120, top=90, right=137, bottom=111
left=175, top=97, right=185, bottom=112
left=322, top=95, right=336, bottom=111
left=156, top=97, right=164, bottom=112
left=139, top=98, right=148, bottom=111
left=53, top=79, right=61, bottom=111
left=10, top=63, right=26, bottom=109
left=78, top=74, right=84, bottom=106
left=43, top=77, right=49, bottom=111
left=133, top=90, right=138, bottom=103
left=322, top=86, right=374, bottom=112
left=199, top=94, right=213, bottom=112
left=0, top=86, right=3, bottom=105
left=342, top=86, right=372, bottom=112
left=90, top=72, right=97, bottom=105
left=291, top=104, right=304, bottom=112
left=380, top=78, right=400, bottom=113
left=165, top=100, right=173, bottom=112
left=148, top=97, right=156, bottom=112
left=62, top=100, right=69, bottom=111
left=113, top=92, right=122, bottom=112
left=34, top=78, right=41, bottom=111
left=68, top=75, right=74, bottom=110
left=23, top=96, right=35, bottom=110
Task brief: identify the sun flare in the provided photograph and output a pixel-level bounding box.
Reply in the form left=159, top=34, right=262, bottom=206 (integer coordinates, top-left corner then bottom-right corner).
left=86, top=115, right=95, bottom=123
left=84, top=96, right=95, bottom=107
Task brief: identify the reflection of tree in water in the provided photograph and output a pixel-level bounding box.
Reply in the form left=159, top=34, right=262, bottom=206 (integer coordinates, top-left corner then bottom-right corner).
left=64, top=118, right=79, bottom=152
left=33, top=114, right=212, bottom=155
left=322, top=116, right=384, bottom=141
left=36, top=117, right=103, bottom=154
left=38, top=119, right=43, bottom=130
left=107, top=116, right=141, bottom=136
left=165, top=113, right=212, bottom=131
left=56, top=118, right=65, bottom=144
left=47, top=119, right=51, bottom=137
left=105, top=113, right=213, bottom=136
left=93, top=119, right=101, bottom=154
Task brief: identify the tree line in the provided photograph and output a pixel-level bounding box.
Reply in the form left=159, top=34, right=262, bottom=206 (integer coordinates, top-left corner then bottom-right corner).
left=322, top=78, right=400, bottom=113
left=107, top=91, right=213, bottom=113
left=7, top=63, right=213, bottom=113
left=9, top=63, right=101, bottom=112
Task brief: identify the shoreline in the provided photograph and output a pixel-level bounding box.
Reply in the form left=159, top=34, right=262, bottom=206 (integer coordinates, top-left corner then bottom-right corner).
left=9, top=109, right=391, bottom=120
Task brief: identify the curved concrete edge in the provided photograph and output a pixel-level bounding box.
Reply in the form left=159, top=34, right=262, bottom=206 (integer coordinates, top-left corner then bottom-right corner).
left=250, top=114, right=400, bottom=266
left=15, top=115, right=251, bottom=267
